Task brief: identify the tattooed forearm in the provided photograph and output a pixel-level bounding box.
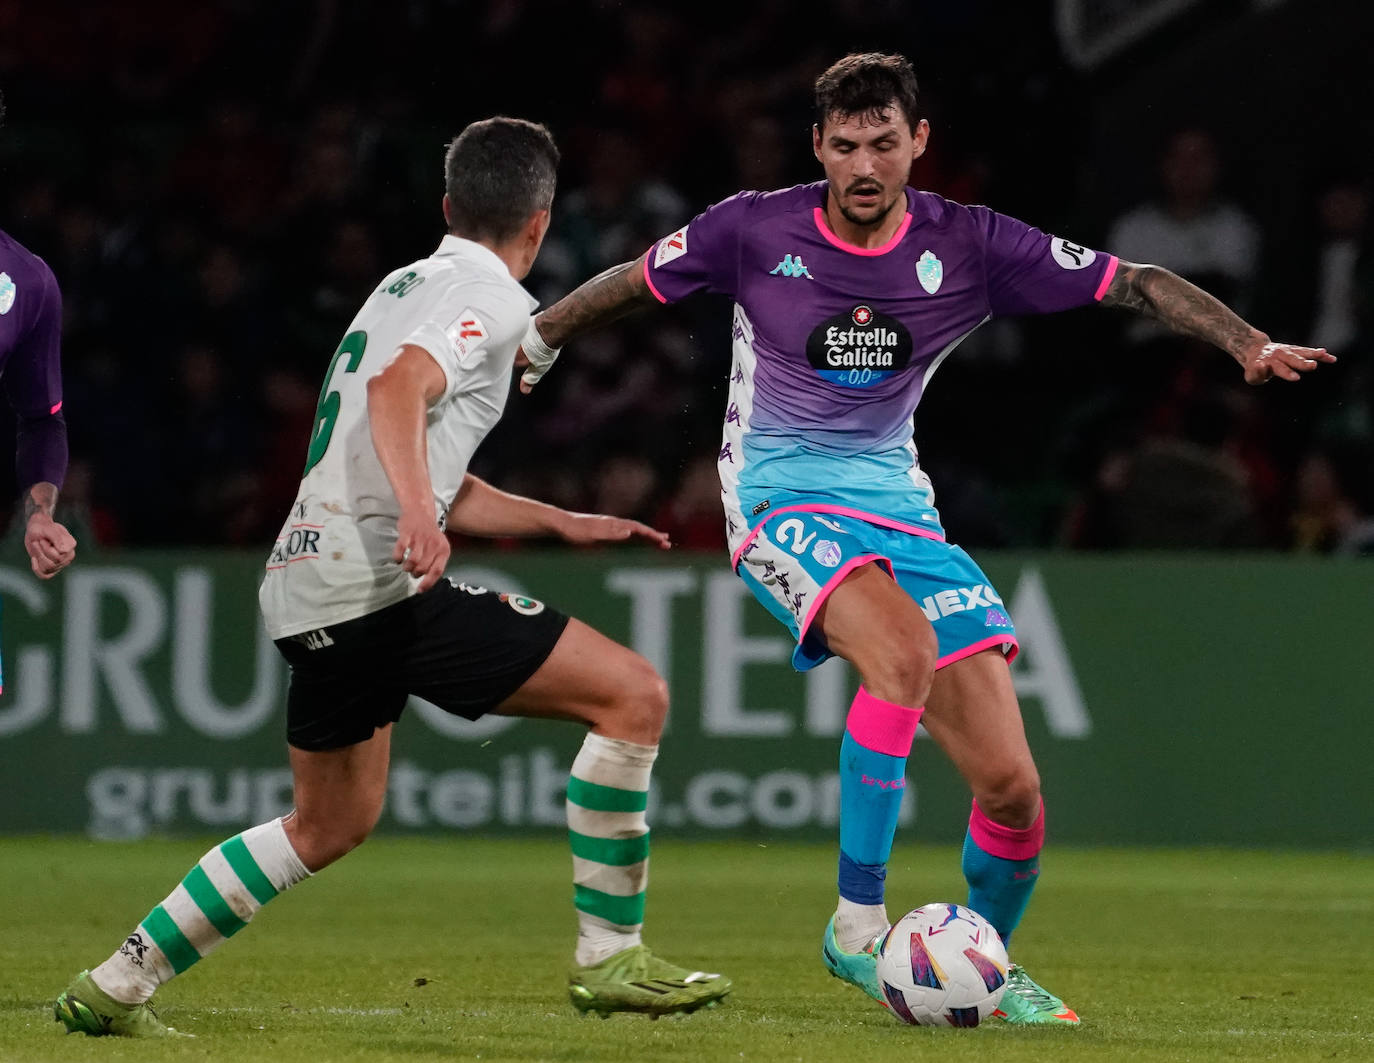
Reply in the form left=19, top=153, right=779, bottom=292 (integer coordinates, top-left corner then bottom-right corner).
left=1101, top=261, right=1264, bottom=363
left=23, top=481, right=58, bottom=521
left=537, top=255, right=657, bottom=348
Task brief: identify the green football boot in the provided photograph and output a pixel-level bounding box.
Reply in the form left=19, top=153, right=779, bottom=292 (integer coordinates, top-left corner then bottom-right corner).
left=992, top=963, right=1080, bottom=1025
left=821, top=916, right=884, bottom=1002
left=568, top=945, right=731, bottom=1017
left=53, top=970, right=188, bottom=1038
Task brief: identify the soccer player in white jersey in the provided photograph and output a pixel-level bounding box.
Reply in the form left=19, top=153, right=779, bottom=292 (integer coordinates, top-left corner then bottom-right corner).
left=516, top=55, right=1334, bottom=1025
left=53, top=117, right=730, bottom=1037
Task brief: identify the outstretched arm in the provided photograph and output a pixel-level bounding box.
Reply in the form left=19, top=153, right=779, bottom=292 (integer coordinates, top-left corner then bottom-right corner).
left=518, top=251, right=658, bottom=393
left=1100, top=260, right=1335, bottom=384
left=446, top=473, right=670, bottom=549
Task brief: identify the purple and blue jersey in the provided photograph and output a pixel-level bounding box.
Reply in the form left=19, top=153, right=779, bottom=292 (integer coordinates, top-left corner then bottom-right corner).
left=645, top=181, right=1117, bottom=559
left=644, top=182, right=1116, bottom=669
left=0, top=228, right=66, bottom=493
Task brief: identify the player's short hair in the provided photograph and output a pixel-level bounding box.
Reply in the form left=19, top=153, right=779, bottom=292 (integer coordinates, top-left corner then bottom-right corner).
left=444, top=117, right=559, bottom=243
left=814, top=53, right=921, bottom=132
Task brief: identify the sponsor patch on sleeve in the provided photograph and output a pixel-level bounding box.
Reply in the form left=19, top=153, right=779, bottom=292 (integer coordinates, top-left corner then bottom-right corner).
left=1050, top=237, right=1096, bottom=271
left=654, top=226, right=689, bottom=268
left=444, top=308, right=488, bottom=360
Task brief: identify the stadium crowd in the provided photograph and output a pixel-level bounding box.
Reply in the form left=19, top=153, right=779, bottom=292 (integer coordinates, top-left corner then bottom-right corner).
left=1, top=0, right=1370, bottom=553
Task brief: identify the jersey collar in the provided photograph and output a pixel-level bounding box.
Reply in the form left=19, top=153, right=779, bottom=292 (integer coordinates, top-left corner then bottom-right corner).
left=434, top=234, right=538, bottom=310
left=812, top=186, right=915, bottom=257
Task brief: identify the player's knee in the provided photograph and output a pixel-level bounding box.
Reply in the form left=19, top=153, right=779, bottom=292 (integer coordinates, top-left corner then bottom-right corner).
left=856, top=620, right=938, bottom=707
left=289, top=806, right=380, bottom=869
left=607, top=657, right=669, bottom=744
left=976, top=768, right=1042, bottom=829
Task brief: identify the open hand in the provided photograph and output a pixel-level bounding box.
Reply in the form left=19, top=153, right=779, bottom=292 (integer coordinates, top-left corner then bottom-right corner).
left=560, top=513, right=671, bottom=550
left=25, top=513, right=76, bottom=579
left=1242, top=339, right=1336, bottom=385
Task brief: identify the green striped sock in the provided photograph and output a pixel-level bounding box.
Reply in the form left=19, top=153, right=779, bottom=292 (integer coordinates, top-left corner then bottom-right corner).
left=567, top=733, right=657, bottom=966
left=90, top=818, right=310, bottom=1004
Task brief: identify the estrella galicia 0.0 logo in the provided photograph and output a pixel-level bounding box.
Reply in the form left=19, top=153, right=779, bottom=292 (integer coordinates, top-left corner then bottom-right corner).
left=804, top=304, right=913, bottom=388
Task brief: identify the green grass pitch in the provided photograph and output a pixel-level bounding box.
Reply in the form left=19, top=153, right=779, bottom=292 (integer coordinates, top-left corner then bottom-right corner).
left=5, top=837, right=1371, bottom=1062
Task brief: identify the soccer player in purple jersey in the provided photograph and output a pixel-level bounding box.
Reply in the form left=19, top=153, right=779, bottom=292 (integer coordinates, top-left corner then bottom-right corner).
left=0, top=96, right=75, bottom=582
left=517, top=54, right=1333, bottom=1024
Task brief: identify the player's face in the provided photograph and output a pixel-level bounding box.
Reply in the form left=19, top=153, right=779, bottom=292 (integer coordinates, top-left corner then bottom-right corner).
left=813, top=105, right=928, bottom=229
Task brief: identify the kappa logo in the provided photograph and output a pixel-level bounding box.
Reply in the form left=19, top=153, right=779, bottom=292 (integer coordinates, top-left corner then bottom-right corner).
left=918, top=584, right=1005, bottom=621
left=0, top=272, right=14, bottom=315
left=770, top=253, right=814, bottom=279
left=654, top=226, right=689, bottom=267
left=445, top=308, right=488, bottom=361
left=916, top=250, right=943, bottom=294
left=1050, top=237, right=1096, bottom=271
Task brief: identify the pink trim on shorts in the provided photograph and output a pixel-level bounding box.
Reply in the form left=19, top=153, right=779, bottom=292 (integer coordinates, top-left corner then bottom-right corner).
left=643, top=254, right=669, bottom=304
left=969, top=799, right=1044, bottom=860
left=731, top=504, right=945, bottom=571
left=936, top=633, right=1019, bottom=670
left=846, top=687, right=924, bottom=757
left=49, top=400, right=63, bottom=415
left=1093, top=255, right=1120, bottom=302
left=812, top=207, right=912, bottom=256
left=796, top=553, right=892, bottom=644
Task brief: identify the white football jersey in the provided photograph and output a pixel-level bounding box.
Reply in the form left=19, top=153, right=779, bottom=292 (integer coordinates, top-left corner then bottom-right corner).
left=259, top=235, right=536, bottom=639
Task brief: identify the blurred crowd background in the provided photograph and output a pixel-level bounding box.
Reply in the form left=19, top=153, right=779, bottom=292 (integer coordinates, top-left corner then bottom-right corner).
left=1, top=0, right=1371, bottom=555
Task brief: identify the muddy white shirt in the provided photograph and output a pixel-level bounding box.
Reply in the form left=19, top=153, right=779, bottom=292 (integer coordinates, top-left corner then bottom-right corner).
left=260, top=235, right=536, bottom=639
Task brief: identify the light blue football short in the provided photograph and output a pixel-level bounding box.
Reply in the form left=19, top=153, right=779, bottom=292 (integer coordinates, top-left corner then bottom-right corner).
left=734, top=509, right=1018, bottom=672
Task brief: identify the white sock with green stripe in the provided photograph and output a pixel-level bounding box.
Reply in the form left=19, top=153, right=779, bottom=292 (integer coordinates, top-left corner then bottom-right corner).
left=567, top=732, right=656, bottom=967
left=90, top=817, right=310, bottom=1004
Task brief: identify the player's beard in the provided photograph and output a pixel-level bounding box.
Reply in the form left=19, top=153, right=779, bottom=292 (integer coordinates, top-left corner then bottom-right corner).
left=837, top=185, right=900, bottom=229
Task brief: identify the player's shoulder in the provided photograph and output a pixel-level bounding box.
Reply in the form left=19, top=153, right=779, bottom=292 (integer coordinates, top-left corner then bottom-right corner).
left=0, top=227, right=59, bottom=291
left=908, top=190, right=995, bottom=233
left=708, top=182, right=825, bottom=224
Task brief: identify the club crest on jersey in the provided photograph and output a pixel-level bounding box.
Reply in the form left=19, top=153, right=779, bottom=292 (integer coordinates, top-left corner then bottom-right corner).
left=654, top=226, right=689, bottom=267
left=916, top=250, right=943, bottom=294
left=0, top=272, right=14, bottom=315
left=445, top=308, right=488, bottom=361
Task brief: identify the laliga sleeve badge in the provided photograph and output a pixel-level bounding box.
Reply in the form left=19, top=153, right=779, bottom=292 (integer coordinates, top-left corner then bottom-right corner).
left=500, top=593, right=546, bottom=616
left=654, top=226, right=689, bottom=267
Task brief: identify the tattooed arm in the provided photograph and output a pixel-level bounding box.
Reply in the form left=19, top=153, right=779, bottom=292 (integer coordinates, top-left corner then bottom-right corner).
left=517, top=253, right=658, bottom=393
left=1100, top=260, right=1335, bottom=384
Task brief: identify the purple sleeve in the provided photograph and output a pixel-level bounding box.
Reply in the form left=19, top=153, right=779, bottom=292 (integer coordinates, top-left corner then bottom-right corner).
left=642, top=192, right=755, bottom=304
left=4, top=261, right=67, bottom=490
left=971, top=206, right=1119, bottom=317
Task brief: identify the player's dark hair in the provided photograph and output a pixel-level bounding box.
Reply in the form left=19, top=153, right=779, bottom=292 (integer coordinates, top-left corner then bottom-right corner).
left=444, top=116, right=559, bottom=243
left=814, top=53, right=920, bottom=132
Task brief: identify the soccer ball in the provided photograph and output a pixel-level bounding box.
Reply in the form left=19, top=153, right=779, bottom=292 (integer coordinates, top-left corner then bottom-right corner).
left=874, top=903, right=1009, bottom=1026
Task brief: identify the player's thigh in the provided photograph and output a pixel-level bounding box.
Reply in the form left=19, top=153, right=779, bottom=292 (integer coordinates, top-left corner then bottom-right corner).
left=814, top=560, right=938, bottom=688
left=922, top=648, right=1040, bottom=821
left=494, top=617, right=665, bottom=730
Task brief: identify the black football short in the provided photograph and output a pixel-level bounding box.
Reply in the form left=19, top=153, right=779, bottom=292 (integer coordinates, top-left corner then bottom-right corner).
left=275, top=579, right=569, bottom=751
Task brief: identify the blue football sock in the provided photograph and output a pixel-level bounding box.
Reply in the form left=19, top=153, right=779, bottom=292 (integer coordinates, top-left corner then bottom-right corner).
left=961, top=828, right=1040, bottom=947
left=837, top=731, right=908, bottom=904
